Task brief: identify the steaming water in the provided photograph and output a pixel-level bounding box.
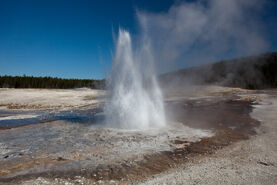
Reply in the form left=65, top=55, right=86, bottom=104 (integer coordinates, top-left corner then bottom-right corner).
left=105, top=29, right=166, bottom=130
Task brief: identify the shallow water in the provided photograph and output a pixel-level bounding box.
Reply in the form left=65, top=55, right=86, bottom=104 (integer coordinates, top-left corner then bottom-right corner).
left=0, top=108, right=104, bottom=128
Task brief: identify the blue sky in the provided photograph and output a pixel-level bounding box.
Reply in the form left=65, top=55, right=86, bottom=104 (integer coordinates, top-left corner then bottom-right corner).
left=0, top=0, right=276, bottom=79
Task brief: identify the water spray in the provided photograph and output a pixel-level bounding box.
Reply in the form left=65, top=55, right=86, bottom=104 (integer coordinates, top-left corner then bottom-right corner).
left=104, top=29, right=166, bottom=130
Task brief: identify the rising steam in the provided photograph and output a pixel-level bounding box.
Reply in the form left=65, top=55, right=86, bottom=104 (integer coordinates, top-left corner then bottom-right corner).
left=104, top=29, right=166, bottom=130
left=137, top=0, right=268, bottom=73
left=103, top=0, right=268, bottom=129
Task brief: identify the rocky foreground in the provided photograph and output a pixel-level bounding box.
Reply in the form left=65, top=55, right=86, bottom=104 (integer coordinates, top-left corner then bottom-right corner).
left=0, top=86, right=276, bottom=184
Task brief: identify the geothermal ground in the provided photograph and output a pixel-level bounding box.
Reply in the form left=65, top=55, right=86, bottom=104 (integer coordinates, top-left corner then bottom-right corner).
left=0, top=86, right=277, bottom=184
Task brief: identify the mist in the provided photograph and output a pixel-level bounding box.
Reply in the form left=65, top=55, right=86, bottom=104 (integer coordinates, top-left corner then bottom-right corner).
left=104, top=0, right=271, bottom=129
left=137, top=0, right=269, bottom=74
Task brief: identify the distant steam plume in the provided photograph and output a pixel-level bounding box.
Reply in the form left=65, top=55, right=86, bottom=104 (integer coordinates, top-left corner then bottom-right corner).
left=137, top=0, right=269, bottom=73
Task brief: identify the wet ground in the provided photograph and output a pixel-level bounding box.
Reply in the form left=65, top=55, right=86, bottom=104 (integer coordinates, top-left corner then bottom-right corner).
left=0, top=87, right=262, bottom=184
left=0, top=104, right=103, bottom=129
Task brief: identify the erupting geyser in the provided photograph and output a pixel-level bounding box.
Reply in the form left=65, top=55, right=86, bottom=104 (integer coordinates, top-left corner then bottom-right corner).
left=104, top=29, right=166, bottom=130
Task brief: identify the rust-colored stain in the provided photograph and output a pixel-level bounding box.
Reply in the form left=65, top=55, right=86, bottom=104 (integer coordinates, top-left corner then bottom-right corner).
left=0, top=157, right=69, bottom=176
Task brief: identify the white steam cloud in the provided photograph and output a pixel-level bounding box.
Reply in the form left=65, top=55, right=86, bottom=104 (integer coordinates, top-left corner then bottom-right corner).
left=137, top=0, right=269, bottom=73
left=104, top=0, right=268, bottom=129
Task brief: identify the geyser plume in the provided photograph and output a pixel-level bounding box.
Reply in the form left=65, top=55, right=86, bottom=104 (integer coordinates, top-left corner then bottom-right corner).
left=104, top=29, right=166, bottom=130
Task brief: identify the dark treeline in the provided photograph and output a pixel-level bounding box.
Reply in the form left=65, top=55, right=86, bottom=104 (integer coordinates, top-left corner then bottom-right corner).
left=161, top=52, right=277, bottom=90
left=0, top=75, right=105, bottom=89
left=206, top=52, right=277, bottom=89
